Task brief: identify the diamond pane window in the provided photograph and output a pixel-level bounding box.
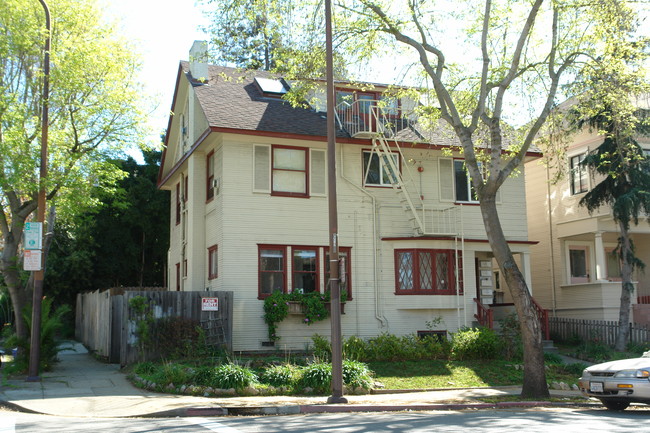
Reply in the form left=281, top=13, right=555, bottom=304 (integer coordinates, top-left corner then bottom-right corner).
left=395, top=249, right=460, bottom=295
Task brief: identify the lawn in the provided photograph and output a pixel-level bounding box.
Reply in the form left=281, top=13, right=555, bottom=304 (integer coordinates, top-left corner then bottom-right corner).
left=368, top=359, right=582, bottom=389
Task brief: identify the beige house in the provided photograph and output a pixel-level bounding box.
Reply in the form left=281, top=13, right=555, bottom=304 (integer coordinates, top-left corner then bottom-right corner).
left=525, top=125, right=650, bottom=323
left=157, top=42, right=540, bottom=352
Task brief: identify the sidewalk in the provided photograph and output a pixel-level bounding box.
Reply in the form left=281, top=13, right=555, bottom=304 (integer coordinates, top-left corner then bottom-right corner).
left=0, top=342, right=593, bottom=418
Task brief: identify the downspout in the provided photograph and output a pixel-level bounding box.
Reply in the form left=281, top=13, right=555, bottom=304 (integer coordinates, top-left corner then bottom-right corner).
left=546, top=164, right=558, bottom=315
left=339, top=145, right=387, bottom=327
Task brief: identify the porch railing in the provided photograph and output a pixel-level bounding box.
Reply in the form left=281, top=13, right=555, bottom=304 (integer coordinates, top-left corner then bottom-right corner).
left=474, top=298, right=493, bottom=329
left=531, top=297, right=550, bottom=340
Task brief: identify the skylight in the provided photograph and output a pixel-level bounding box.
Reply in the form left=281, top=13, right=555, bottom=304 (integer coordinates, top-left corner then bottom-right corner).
left=254, top=77, right=289, bottom=96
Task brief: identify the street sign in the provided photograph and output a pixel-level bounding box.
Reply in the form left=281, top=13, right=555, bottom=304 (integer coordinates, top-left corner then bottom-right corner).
left=24, top=222, right=43, bottom=250
left=202, top=297, right=219, bottom=311
left=24, top=249, right=42, bottom=271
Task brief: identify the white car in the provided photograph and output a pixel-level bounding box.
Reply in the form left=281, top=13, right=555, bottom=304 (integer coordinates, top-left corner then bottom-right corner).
left=578, top=351, right=650, bottom=410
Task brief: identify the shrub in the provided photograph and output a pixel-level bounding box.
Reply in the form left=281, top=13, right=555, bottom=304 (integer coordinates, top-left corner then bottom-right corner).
left=365, top=333, right=408, bottom=361
left=299, top=362, right=332, bottom=393
left=260, top=364, right=301, bottom=387
left=311, top=334, right=332, bottom=361
left=263, top=291, right=290, bottom=342
left=191, top=366, right=217, bottom=387
left=342, top=360, right=373, bottom=389
left=343, top=335, right=367, bottom=361
left=450, top=327, right=502, bottom=360
left=212, top=363, right=258, bottom=390
left=154, top=317, right=204, bottom=359
left=544, top=352, right=564, bottom=365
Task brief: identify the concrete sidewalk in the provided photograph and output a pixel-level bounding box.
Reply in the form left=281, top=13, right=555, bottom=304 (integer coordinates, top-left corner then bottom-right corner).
left=0, top=342, right=593, bottom=418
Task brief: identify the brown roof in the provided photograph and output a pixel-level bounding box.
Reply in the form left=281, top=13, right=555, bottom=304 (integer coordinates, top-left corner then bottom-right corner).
left=183, top=62, right=347, bottom=138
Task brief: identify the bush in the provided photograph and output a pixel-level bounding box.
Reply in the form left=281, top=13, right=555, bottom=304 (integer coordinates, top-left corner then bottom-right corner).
left=260, top=364, right=301, bottom=387
left=450, top=327, right=502, bottom=360
left=191, top=366, right=218, bottom=387
left=212, top=363, right=258, bottom=390
left=134, top=361, right=157, bottom=376
left=544, top=352, right=564, bottom=365
left=343, top=335, right=368, bottom=361
left=299, top=362, right=332, bottom=393
left=311, top=334, right=331, bottom=361
left=342, top=360, right=373, bottom=389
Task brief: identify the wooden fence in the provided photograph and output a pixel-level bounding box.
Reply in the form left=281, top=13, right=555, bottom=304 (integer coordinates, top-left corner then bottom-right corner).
left=76, top=289, right=233, bottom=366
left=549, top=316, right=650, bottom=347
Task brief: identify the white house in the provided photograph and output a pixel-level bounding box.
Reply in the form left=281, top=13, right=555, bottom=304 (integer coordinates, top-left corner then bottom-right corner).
left=157, top=42, right=541, bottom=352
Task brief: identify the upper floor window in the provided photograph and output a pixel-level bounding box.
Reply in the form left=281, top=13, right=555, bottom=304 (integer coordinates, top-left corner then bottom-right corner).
left=175, top=182, right=181, bottom=225
left=570, top=153, right=588, bottom=195
left=453, top=160, right=479, bottom=203
left=273, top=146, right=308, bottom=197
left=253, top=144, right=326, bottom=198
left=363, top=150, right=399, bottom=187
left=395, top=249, right=462, bottom=295
left=206, top=151, right=215, bottom=201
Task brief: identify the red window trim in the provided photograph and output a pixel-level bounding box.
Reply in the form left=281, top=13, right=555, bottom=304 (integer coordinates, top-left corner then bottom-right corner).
left=206, top=151, right=215, bottom=202
left=258, top=245, right=287, bottom=299
left=325, top=246, right=353, bottom=300
left=271, top=145, right=309, bottom=198
left=394, top=248, right=463, bottom=295
left=175, top=182, right=181, bottom=225
left=208, top=244, right=218, bottom=280
left=292, top=246, right=320, bottom=294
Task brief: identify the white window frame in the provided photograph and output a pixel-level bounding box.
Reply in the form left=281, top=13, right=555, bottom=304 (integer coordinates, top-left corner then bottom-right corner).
left=566, top=241, right=593, bottom=284
left=362, top=150, right=399, bottom=187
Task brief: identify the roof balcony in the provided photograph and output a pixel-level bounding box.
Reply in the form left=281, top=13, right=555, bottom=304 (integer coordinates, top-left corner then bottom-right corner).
left=335, top=99, right=418, bottom=139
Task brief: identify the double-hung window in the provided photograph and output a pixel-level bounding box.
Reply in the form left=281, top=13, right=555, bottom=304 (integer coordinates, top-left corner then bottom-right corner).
left=568, top=244, right=590, bottom=284
left=253, top=145, right=326, bottom=198
left=259, top=246, right=286, bottom=297
left=258, top=245, right=352, bottom=299
left=206, top=151, right=215, bottom=201
left=395, top=249, right=461, bottom=295
left=208, top=245, right=218, bottom=280
left=292, top=247, right=319, bottom=293
left=570, top=153, right=588, bottom=195
left=363, top=150, right=399, bottom=187
left=272, top=146, right=308, bottom=197
left=453, top=160, right=479, bottom=203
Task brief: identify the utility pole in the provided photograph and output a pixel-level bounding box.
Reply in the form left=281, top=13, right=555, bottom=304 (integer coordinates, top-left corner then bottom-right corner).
left=27, top=0, right=50, bottom=382
left=325, top=0, right=347, bottom=405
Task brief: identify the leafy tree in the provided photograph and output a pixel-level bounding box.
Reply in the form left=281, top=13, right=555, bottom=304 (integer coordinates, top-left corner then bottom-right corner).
left=45, top=151, right=169, bottom=304
left=200, top=0, right=293, bottom=70
left=207, top=0, right=645, bottom=397
left=0, top=0, right=148, bottom=338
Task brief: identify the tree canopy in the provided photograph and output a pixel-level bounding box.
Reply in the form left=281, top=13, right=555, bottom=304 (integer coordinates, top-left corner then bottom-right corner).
left=0, top=0, right=149, bottom=338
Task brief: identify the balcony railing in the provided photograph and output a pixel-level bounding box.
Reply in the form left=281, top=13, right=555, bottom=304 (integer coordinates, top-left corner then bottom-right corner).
left=335, top=99, right=416, bottom=139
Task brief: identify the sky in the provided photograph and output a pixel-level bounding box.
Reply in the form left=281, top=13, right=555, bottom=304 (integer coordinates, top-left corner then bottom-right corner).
left=101, top=0, right=210, bottom=156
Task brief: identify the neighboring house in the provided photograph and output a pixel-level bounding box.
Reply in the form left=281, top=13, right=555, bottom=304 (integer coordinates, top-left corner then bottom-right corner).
left=157, top=42, right=541, bottom=352
left=525, top=123, right=650, bottom=324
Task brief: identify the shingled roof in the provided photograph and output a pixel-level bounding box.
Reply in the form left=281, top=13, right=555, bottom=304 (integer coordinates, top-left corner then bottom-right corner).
left=182, top=62, right=348, bottom=138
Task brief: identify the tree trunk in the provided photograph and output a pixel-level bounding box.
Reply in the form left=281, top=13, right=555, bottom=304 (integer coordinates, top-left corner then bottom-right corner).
left=1, top=236, right=29, bottom=339
left=479, top=194, right=549, bottom=398
left=615, top=220, right=634, bottom=352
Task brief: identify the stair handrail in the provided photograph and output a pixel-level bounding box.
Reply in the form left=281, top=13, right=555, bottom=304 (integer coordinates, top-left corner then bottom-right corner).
left=473, top=298, right=493, bottom=330
left=530, top=296, right=550, bottom=340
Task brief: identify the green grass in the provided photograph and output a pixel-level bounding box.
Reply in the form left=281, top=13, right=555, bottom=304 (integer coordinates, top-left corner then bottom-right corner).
left=368, top=360, right=581, bottom=389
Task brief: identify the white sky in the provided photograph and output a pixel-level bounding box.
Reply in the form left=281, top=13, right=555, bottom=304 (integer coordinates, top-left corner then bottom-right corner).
left=101, top=0, right=210, bottom=157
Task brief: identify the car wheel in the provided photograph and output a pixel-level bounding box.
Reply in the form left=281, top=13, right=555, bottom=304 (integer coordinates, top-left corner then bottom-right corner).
left=600, top=399, right=630, bottom=411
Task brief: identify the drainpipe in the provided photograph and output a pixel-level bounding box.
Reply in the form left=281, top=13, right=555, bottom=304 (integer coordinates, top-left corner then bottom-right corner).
left=339, top=145, right=387, bottom=328
left=546, top=164, right=557, bottom=315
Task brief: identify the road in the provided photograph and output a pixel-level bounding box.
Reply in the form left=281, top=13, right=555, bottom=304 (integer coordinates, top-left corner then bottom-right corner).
left=1, top=407, right=649, bottom=432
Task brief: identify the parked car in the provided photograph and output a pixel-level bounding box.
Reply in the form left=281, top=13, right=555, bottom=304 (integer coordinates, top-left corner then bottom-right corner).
left=578, top=351, right=650, bottom=410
